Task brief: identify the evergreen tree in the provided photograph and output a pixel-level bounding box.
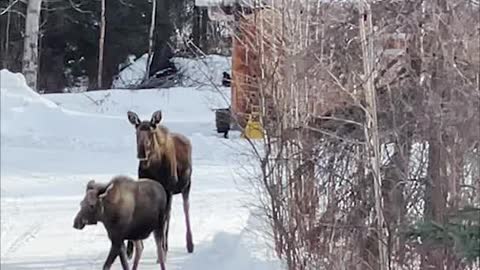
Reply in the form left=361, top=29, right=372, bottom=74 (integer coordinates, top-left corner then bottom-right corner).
left=1, top=0, right=194, bottom=92
left=407, top=206, right=480, bottom=263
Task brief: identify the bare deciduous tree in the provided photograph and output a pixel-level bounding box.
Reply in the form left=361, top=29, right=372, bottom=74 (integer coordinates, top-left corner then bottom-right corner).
left=358, top=2, right=388, bottom=269
left=145, top=0, right=157, bottom=81
left=22, top=0, right=43, bottom=90
left=227, top=0, right=479, bottom=269
left=97, top=0, right=106, bottom=89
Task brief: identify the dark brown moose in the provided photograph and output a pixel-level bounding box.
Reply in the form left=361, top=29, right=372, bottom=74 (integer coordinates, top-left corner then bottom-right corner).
left=73, top=175, right=168, bottom=270
left=126, top=110, right=194, bottom=258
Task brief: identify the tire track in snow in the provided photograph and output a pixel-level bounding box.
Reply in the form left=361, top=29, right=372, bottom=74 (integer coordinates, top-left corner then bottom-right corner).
left=4, top=221, right=43, bottom=257
left=1, top=198, right=22, bottom=259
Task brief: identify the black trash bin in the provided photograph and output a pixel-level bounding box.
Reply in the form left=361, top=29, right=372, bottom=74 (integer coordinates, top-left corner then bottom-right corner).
left=215, top=108, right=231, bottom=138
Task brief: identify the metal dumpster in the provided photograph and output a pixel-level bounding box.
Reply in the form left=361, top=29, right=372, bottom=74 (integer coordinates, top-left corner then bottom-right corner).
left=215, top=108, right=231, bottom=138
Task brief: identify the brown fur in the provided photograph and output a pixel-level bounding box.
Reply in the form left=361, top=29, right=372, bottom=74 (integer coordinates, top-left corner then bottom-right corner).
left=146, top=125, right=184, bottom=188
left=127, top=110, right=195, bottom=257
left=141, top=129, right=191, bottom=191
left=73, top=176, right=169, bottom=270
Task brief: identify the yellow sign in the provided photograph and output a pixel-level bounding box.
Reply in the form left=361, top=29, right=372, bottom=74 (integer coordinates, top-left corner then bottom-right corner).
left=242, top=114, right=264, bottom=139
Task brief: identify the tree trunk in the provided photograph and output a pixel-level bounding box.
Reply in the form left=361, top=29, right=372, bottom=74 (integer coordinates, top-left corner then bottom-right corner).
left=22, top=0, right=43, bottom=91
left=422, top=0, right=452, bottom=268
left=2, top=0, right=13, bottom=68
left=423, top=128, right=447, bottom=270
left=145, top=0, right=157, bottom=82
left=148, top=0, right=173, bottom=77
left=422, top=31, right=448, bottom=270
left=358, top=2, right=389, bottom=269
left=200, top=8, right=208, bottom=52
left=192, top=6, right=201, bottom=49
left=97, top=0, right=106, bottom=89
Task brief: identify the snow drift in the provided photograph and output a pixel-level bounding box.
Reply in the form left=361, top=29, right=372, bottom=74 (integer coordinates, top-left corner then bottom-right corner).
left=112, top=54, right=231, bottom=89
left=111, top=54, right=149, bottom=89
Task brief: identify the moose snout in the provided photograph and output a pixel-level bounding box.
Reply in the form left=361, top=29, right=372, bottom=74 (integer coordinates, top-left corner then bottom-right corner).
left=73, top=215, right=86, bottom=230
left=137, top=145, right=147, bottom=160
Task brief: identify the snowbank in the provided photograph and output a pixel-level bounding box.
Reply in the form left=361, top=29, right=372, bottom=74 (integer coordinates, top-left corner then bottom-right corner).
left=1, top=68, right=235, bottom=177
left=111, top=54, right=148, bottom=88
left=112, top=54, right=231, bottom=89
left=173, top=55, right=232, bottom=87
left=0, top=69, right=58, bottom=111
left=46, top=87, right=230, bottom=124
left=182, top=213, right=282, bottom=270
left=1, top=69, right=59, bottom=138
left=0, top=69, right=131, bottom=152
left=1, top=68, right=230, bottom=150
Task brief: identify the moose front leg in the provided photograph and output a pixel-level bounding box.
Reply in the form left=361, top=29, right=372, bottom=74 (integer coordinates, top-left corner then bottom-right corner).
left=103, top=242, right=120, bottom=270
left=164, top=193, right=172, bottom=253
left=168, top=158, right=179, bottom=191
left=119, top=241, right=130, bottom=270
left=103, top=240, right=130, bottom=270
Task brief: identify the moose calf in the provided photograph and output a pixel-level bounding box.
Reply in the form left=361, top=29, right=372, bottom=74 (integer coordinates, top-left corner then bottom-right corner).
left=73, top=175, right=168, bottom=270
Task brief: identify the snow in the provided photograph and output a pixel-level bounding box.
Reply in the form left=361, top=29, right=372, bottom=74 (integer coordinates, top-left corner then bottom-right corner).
left=0, top=66, right=281, bottom=269
left=173, top=55, right=231, bottom=88
left=112, top=54, right=149, bottom=89
left=112, top=54, right=231, bottom=89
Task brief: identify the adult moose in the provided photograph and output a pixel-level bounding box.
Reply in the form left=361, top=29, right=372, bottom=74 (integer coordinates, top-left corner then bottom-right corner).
left=73, top=175, right=169, bottom=270
left=126, top=110, right=194, bottom=256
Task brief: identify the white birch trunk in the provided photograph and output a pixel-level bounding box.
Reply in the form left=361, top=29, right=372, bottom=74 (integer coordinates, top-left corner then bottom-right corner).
left=4, top=0, right=13, bottom=61
left=97, top=0, right=106, bottom=89
left=22, top=0, right=43, bottom=91
left=145, top=0, right=157, bottom=81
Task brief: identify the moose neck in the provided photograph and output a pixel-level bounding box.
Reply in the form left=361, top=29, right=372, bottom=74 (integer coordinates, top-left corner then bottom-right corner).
left=139, top=156, right=164, bottom=169
left=138, top=158, right=170, bottom=183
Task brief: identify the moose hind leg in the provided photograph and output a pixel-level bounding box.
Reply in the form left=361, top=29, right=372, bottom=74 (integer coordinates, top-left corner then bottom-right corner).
left=154, top=229, right=166, bottom=270
left=132, top=240, right=144, bottom=270
left=183, top=185, right=194, bottom=253
left=119, top=241, right=130, bottom=270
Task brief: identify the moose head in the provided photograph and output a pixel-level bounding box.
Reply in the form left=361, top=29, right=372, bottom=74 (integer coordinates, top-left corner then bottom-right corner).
left=73, top=180, right=108, bottom=230
left=127, top=110, right=163, bottom=161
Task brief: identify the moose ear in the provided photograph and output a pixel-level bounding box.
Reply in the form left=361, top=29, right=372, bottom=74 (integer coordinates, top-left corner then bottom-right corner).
left=86, top=179, right=96, bottom=190
left=127, top=111, right=140, bottom=126
left=99, top=183, right=115, bottom=201
left=150, top=110, right=163, bottom=126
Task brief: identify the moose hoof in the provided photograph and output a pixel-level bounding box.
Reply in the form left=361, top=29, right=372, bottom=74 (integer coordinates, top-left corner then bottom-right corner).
left=187, top=242, right=194, bottom=253
left=157, top=252, right=168, bottom=263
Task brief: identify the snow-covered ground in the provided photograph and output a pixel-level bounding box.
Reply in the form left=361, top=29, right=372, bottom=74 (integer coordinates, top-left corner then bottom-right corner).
left=112, top=54, right=231, bottom=89
left=0, top=65, right=280, bottom=269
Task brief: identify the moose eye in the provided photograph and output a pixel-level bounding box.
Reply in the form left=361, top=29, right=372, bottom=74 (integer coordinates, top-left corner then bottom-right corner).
left=89, top=204, right=95, bottom=209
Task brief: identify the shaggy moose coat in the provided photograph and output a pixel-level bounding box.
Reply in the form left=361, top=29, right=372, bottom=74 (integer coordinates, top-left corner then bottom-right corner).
left=127, top=110, right=194, bottom=255
left=73, top=175, right=168, bottom=270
